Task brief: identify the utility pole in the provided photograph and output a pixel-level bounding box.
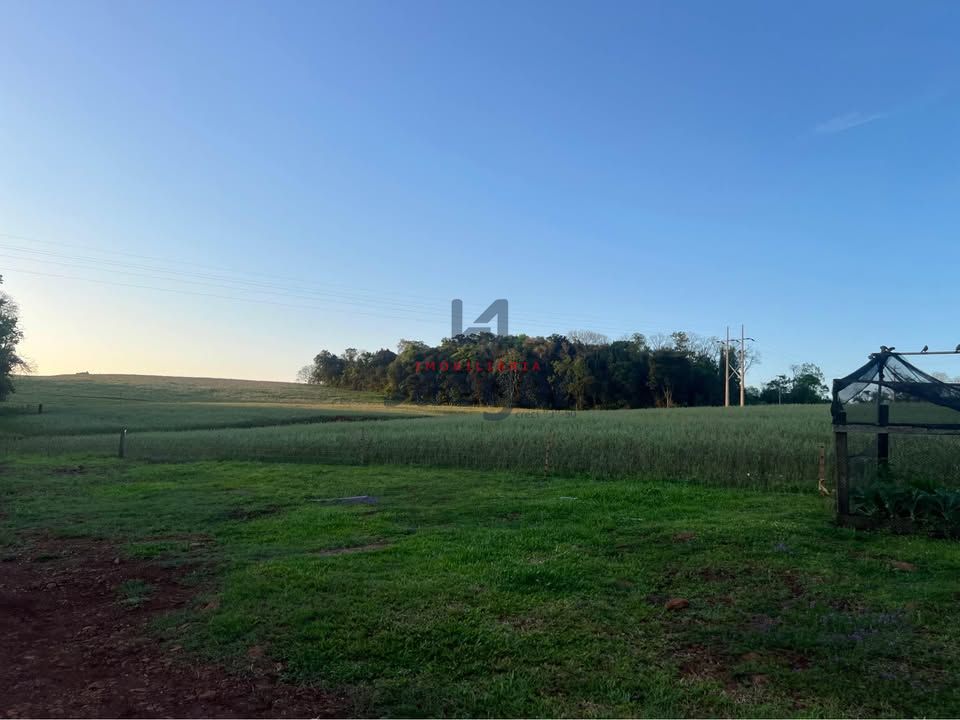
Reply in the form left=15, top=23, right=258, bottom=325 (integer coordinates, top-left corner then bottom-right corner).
left=724, top=326, right=730, bottom=408
left=739, top=324, right=746, bottom=407
left=721, top=324, right=755, bottom=409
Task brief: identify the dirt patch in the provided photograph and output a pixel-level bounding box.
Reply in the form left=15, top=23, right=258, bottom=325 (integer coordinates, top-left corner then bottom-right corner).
left=227, top=506, right=283, bottom=521
left=740, top=648, right=811, bottom=672
left=314, top=542, right=390, bottom=557
left=676, top=643, right=793, bottom=699
left=699, top=567, right=736, bottom=582
left=745, top=613, right=780, bottom=634
left=0, top=537, right=348, bottom=718
left=676, top=643, right=732, bottom=686
left=52, top=465, right=87, bottom=475
left=498, top=615, right=546, bottom=633
left=781, top=571, right=806, bottom=598
left=891, top=560, right=917, bottom=572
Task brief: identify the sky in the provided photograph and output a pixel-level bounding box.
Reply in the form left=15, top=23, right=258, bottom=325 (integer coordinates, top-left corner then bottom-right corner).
left=2, top=0, right=959, bottom=384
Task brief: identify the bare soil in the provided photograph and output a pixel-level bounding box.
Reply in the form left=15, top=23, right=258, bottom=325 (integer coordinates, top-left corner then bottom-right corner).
left=0, top=537, right=348, bottom=718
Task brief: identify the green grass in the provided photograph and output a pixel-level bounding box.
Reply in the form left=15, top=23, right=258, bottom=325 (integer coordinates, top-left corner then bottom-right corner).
left=5, top=373, right=385, bottom=404
left=3, top=375, right=959, bottom=716
left=2, top=458, right=960, bottom=717
left=118, top=578, right=154, bottom=608
left=0, top=398, right=412, bottom=437
left=11, top=402, right=957, bottom=493
left=0, top=374, right=421, bottom=437
left=0, top=376, right=828, bottom=492
left=5, top=374, right=959, bottom=493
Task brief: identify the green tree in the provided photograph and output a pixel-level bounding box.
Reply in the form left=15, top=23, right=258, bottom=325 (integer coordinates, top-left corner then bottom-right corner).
left=309, top=350, right=344, bottom=385
left=788, top=363, right=829, bottom=404
left=0, top=276, right=26, bottom=401
left=760, top=374, right=791, bottom=404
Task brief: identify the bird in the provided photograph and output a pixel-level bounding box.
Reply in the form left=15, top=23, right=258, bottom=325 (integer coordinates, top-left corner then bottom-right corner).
left=888, top=346, right=896, bottom=352
left=922, top=345, right=929, bottom=353
left=956, top=344, right=960, bottom=353
left=880, top=345, right=889, bottom=352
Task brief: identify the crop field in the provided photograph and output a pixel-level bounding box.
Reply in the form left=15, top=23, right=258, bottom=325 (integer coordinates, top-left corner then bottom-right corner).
left=2, top=374, right=960, bottom=717
left=5, top=375, right=960, bottom=493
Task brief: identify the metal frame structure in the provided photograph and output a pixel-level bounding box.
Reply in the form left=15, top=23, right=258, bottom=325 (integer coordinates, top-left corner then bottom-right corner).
left=833, top=348, right=960, bottom=524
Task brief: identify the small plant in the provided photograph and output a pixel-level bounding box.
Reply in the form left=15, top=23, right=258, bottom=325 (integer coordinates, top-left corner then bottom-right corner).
left=851, top=480, right=960, bottom=537
left=117, top=578, right=153, bottom=608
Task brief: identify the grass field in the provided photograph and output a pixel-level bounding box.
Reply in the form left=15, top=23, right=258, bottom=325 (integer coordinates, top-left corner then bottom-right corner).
left=2, top=374, right=960, bottom=717
left=5, top=374, right=959, bottom=492
left=2, top=374, right=838, bottom=491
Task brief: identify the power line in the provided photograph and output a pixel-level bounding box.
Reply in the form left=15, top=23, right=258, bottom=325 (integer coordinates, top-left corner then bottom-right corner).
left=0, top=233, right=623, bottom=328
left=7, top=264, right=697, bottom=341
left=0, top=244, right=656, bottom=335
left=2, top=232, right=723, bottom=340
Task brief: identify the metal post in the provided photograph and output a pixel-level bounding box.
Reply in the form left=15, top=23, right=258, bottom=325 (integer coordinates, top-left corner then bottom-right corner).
left=877, top=357, right=888, bottom=477
left=118, top=427, right=127, bottom=459
left=835, top=411, right=849, bottom=517
left=878, top=404, right=889, bottom=476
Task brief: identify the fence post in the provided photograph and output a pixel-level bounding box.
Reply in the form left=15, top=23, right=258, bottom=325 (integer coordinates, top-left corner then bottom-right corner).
left=38, top=403, right=43, bottom=414
left=835, top=411, right=849, bottom=517
left=877, top=404, right=889, bottom=476
left=818, top=444, right=826, bottom=492
left=543, top=433, right=552, bottom=478
left=118, top=427, right=127, bottom=459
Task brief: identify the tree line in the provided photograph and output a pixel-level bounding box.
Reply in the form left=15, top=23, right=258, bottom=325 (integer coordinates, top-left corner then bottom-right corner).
left=300, top=331, right=829, bottom=410
left=0, top=276, right=26, bottom=402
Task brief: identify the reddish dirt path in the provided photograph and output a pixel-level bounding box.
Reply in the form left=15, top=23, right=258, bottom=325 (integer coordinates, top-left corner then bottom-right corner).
left=0, top=537, right=348, bottom=718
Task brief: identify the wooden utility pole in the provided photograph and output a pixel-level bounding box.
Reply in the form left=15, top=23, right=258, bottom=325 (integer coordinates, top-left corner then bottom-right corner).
left=739, top=324, right=746, bottom=407
left=724, top=326, right=730, bottom=408
left=721, top=324, right=753, bottom=408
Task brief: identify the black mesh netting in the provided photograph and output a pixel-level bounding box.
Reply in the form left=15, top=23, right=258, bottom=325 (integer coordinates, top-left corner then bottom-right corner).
left=832, top=352, right=960, bottom=428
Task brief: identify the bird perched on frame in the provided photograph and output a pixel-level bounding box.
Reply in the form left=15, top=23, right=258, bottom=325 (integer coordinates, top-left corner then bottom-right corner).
left=922, top=345, right=929, bottom=352
left=956, top=344, right=960, bottom=353
left=880, top=345, right=889, bottom=352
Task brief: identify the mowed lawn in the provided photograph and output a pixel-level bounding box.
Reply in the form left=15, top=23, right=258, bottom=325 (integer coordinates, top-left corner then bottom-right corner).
left=3, top=458, right=960, bottom=717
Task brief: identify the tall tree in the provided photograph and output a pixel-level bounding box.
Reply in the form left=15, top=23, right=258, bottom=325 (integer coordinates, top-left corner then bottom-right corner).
left=567, top=329, right=610, bottom=346
left=760, top=374, right=791, bottom=404
left=304, top=330, right=749, bottom=411
left=789, top=363, right=829, bottom=403
left=0, top=276, right=26, bottom=401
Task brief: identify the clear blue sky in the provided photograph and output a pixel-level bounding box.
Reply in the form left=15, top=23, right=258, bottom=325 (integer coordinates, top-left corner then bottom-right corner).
left=2, top=0, right=959, bottom=383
